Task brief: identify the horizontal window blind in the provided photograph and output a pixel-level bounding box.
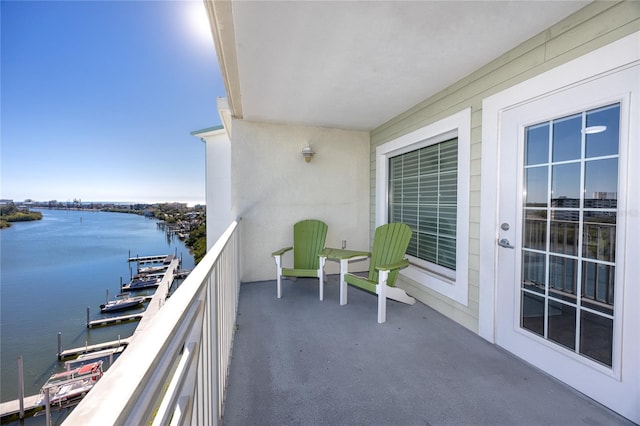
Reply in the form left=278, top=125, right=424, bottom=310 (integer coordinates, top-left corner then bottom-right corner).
left=389, top=138, right=458, bottom=270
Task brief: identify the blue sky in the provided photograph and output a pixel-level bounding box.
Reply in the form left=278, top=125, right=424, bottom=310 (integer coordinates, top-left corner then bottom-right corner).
left=1, top=0, right=224, bottom=205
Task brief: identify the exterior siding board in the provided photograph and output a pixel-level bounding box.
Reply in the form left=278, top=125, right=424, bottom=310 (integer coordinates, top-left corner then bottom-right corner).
left=467, top=280, right=480, bottom=305
left=468, top=253, right=480, bottom=276
left=371, top=1, right=639, bottom=332
left=470, top=142, right=481, bottom=162
left=469, top=177, right=481, bottom=193
left=545, top=2, right=640, bottom=59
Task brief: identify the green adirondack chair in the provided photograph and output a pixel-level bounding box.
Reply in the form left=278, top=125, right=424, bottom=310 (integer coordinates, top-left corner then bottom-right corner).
left=320, top=223, right=415, bottom=323
left=272, top=219, right=328, bottom=300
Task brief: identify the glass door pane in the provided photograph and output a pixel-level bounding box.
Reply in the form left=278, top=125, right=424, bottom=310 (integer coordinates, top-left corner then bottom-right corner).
left=521, top=103, right=620, bottom=367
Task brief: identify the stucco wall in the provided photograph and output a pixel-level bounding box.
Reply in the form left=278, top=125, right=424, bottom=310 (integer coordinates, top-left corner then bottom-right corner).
left=370, top=1, right=640, bottom=333
left=231, top=119, right=370, bottom=282
left=204, top=130, right=232, bottom=247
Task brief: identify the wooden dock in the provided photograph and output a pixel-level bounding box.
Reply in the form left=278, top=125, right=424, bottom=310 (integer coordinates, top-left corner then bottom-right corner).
left=58, top=337, right=132, bottom=360
left=127, top=254, right=174, bottom=265
left=60, top=256, right=179, bottom=356
left=87, top=313, right=144, bottom=328
left=134, top=256, right=179, bottom=332
left=0, top=256, right=182, bottom=421
left=0, top=394, right=43, bottom=421
left=175, top=269, right=192, bottom=279
left=86, top=296, right=152, bottom=328
left=74, top=346, right=125, bottom=363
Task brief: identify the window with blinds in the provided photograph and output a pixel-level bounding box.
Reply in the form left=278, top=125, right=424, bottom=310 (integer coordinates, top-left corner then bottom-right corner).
left=388, top=138, right=458, bottom=271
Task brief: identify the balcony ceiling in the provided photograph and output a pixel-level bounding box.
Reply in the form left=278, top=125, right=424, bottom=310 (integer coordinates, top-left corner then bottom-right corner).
left=212, top=1, right=589, bottom=131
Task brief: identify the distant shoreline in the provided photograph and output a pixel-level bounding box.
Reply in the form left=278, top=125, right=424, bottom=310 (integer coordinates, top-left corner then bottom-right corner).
left=0, top=205, right=43, bottom=228
left=35, top=205, right=149, bottom=215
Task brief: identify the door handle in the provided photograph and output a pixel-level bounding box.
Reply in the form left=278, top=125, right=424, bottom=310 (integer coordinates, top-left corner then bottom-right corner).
left=498, top=238, right=515, bottom=249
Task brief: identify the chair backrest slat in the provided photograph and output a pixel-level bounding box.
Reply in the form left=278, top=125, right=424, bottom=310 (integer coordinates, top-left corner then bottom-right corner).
left=369, top=223, right=412, bottom=287
left=293, top=219, right=328, bottom=270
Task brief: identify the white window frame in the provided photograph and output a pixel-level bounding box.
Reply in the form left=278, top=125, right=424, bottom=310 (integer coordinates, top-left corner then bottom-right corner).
left=376, top=108, right=471, bottom=306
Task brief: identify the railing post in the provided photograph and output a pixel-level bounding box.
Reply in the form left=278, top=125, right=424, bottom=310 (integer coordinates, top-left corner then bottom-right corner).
left=17, top=356, right=24, bottom=419
left=212, top=268, right=220, bottom=426
left=45, top=387, right=51, bottom=426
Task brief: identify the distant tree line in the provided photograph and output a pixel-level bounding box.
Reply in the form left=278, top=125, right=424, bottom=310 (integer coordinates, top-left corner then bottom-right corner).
left=185, top=223, right=206, bottom=264
left=0, top=205, right=43, bottom=228
left=151, top=203, right=207, bottom=264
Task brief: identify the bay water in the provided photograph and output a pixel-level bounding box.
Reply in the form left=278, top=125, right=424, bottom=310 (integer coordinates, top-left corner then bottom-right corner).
left=0, top=208, right=195, bottom=404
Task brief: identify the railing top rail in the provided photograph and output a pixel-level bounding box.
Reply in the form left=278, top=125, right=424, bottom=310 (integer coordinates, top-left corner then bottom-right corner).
left=64, top=220, right=240, bottom=425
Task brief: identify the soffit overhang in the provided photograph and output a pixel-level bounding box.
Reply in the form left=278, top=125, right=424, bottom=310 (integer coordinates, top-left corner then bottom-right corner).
left=205, top=1, right=590, bottom=131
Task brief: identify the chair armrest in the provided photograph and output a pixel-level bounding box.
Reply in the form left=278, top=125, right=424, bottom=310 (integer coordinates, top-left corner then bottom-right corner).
left=375, top=259, right=410, bottom=272
left=319, top=248, right=332, bottom=257
left=323, top=248, right=370, bottom=260
left=272, top=246, right=293, bottom=257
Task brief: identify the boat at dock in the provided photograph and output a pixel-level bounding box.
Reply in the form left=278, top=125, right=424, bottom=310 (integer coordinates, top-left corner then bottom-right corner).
left=100, top=293, right=146, bottom=312
left=37, top=361, right=103, bottom=406
left=121, top=275, right=161, bottom=291
left=138, top=265, right=167, bottom=274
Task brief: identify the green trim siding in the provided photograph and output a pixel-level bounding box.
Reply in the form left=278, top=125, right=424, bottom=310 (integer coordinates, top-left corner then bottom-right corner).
left=369, top=1, right=640, bottom=333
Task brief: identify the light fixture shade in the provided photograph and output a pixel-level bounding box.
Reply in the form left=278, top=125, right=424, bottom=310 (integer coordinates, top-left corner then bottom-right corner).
left=302, top=144, right=315, bottom=163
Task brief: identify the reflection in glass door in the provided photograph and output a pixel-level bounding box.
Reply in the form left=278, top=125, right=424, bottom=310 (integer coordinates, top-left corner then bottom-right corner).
left=521, top=103, right=619, bottom=367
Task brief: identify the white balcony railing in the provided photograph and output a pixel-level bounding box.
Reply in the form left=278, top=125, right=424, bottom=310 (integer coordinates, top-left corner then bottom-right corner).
left=64, top=219, right=241, bottom=425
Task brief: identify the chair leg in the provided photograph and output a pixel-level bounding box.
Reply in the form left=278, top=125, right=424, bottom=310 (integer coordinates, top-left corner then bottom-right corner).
left=274, top=256, right=282, bottom=298
left=339, top=258, right=349, bottom=305
left=377, top=270, right=389, bottom=324
left=277, top=273, right=282, bottom=298
left=318, top=256, right=326, bottom=301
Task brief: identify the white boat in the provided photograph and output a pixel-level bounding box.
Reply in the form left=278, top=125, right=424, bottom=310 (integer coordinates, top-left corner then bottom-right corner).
left=121, top=275, right=161, bottom=291
left=138, top=265, right=167, bottom=274
left=38, top=361, right=103, bottom=406
left=100, top=293, right=145, bottom=312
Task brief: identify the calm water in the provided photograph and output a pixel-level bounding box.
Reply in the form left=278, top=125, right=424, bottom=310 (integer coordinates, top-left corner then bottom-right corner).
left=0, top=209, right=195, bottom=404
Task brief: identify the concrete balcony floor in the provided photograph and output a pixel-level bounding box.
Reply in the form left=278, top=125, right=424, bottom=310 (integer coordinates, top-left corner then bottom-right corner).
left=223, top=277, right=632, bottom=426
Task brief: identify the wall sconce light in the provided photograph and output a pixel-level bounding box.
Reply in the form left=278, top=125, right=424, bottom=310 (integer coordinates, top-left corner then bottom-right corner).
left=301, top=144, right=315, bottom=163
